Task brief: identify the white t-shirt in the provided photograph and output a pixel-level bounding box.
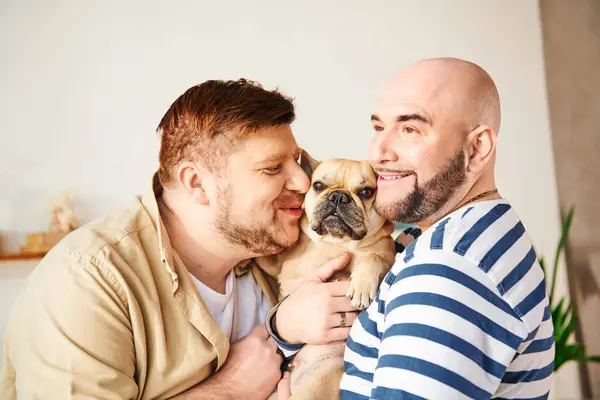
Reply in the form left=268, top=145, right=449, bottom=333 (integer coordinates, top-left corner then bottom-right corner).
left=190, top=271, right=272, bottom=342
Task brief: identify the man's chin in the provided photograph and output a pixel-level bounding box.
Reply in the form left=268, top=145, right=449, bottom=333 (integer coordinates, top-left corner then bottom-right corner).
left=254, top=227, right=299, bottom=257
left=278, top=216, right=301, bottom=238
left=374, top=199, right=407, bottom=221
left=280, top=225, right=300, bottom=247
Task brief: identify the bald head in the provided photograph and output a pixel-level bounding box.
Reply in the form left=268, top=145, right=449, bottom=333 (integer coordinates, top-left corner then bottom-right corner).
left=380, top=57, right=501, bottom=136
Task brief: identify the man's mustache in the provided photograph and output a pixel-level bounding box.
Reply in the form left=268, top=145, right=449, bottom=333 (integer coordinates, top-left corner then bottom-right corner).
left=276, top=192, right=305, bottom=208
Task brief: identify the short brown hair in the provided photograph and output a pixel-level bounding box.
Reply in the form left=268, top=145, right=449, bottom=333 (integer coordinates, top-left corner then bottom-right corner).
left=157, top=79, right=295, bottom=187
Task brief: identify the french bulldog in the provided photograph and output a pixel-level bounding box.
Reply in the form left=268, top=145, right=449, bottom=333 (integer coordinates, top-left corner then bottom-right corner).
left=257, top=150, right=396, bottom=400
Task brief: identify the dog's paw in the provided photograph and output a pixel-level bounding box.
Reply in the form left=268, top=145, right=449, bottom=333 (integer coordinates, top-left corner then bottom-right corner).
left=346, top=275, right=378, bottom=309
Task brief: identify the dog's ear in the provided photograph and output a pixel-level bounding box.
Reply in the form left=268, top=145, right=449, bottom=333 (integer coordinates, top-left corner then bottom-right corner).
left=299, top=149, right=320, bottom=180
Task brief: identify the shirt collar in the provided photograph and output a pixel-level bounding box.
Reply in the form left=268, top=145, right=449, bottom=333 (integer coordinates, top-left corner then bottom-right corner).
left=141, top=173, right=180, bottom=293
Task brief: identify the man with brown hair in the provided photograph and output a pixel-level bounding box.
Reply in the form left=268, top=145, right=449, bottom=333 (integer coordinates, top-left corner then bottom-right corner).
left=0, top=79, right=358, bottom=399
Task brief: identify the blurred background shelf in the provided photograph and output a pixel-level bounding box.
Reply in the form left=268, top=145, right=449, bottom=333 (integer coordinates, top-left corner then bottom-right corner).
left=0, top=252, right=46, bottom=262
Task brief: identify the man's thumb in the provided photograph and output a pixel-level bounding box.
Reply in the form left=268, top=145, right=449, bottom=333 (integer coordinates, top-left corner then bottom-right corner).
left=277, top=371, right=292, bottom=400
left=313, top=252, right=352, bottom=282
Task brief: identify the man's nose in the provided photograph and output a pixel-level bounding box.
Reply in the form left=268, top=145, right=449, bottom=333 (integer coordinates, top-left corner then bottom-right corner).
left=287, top=163, right=311, bottom=193
left=369, top=132, right=398, bottom=164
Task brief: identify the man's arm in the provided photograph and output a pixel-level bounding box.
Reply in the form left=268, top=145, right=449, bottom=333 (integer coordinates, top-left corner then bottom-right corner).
left=370, top=257, right=528, bottom=399
left=172, top=372, right=232, bottom=400
left=172, top=325, right=283, bottom=400
left=265, top=253, right=360, bottom=353
left=5, top=254, right=283, bottom=400
left=4, top=256, right=138, bottom=399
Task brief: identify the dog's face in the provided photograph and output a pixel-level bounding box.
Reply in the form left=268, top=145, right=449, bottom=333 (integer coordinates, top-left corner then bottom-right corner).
left=300, top=151, right=386, bottom=242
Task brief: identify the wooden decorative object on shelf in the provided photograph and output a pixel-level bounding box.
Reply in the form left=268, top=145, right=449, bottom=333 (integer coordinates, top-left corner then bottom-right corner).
left=0, top=252, right=47, bottom=262
left=0, top=191, right=80, bottom=263
left=21, top=231, right=67, bottom=254
left=47, top=191, right=80, bottom=233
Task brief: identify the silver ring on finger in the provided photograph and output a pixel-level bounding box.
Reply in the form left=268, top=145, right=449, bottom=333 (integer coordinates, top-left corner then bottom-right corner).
left=339, top=312, right=346, bottom=327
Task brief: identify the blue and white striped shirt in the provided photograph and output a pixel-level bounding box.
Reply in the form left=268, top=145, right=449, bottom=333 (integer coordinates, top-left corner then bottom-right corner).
left=341, top=199, right=555, bottom=399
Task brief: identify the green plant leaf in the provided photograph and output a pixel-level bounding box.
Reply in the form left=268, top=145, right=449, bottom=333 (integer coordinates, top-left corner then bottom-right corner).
left=561, top=302, right=573, bottom=331
left=539, top=257, right=547, bottom=280
left=553, top=301, right=570, bottom=342
left=554, top=299, right=573, bottom=338
left=542, top=205, right=598, bottom=372
left=552, top=298, right=565, bottom=330
left=556, top=309, right=578, bottom=351
left=583, top=355, right=600, bottom=363
left=555, top=343, right=585, bottom=371
left=550, top=207, right=574, bottom=306
left=570, top=345, right=587, bottom=361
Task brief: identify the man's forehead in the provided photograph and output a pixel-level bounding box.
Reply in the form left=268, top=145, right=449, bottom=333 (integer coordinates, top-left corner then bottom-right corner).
left=236, top=128, right=300, bottom=163
left=374, top=78, right=451, bottom=123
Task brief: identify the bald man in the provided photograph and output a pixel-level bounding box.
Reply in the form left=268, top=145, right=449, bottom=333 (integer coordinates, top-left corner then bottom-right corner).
left=340, top=58, right=554, bottom=399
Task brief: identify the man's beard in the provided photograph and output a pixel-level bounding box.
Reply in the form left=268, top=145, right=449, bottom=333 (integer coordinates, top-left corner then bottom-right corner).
left=214, top=186, right=301, bottom=255
left=375, top=150, right=467, bottom=224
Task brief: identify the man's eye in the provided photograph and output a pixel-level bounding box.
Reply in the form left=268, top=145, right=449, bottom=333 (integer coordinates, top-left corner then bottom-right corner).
left=402, top=126, right=418, bottom=134
left=263, top=165, right=281, bottom=175
left=373, top=125, right=384, bottom=132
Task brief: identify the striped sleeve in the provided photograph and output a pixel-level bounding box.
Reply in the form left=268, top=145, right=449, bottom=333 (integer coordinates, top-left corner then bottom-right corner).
left=371, top=253, right=527, bottom=399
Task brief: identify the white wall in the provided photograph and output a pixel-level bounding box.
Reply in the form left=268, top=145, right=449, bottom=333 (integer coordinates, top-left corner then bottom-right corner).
left=0, top=0, right=576, bottom=397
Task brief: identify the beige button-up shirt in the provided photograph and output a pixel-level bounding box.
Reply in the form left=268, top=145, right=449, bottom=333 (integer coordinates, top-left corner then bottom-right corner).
left=0, top=174, right=279, bottom=399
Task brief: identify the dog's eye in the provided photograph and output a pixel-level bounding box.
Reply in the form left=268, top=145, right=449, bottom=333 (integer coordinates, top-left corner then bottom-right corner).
left=358, top=188, right=374, bottom=198
left=313, top=182, right=325, bottom=192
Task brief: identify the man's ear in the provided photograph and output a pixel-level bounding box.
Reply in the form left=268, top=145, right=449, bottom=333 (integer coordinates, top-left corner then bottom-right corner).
left=299, top=149, right=320, bottom=180
left=176, top=161, right=211, bottom=205
left=466, top=125, right=496, bottom=174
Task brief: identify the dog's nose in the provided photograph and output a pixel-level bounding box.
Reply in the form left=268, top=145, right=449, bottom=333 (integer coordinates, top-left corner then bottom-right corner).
left=328, top=190, right=350, bottom=205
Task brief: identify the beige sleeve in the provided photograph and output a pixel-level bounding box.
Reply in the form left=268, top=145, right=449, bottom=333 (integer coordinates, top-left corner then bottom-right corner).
left=4, top=255, right=138, bottom=399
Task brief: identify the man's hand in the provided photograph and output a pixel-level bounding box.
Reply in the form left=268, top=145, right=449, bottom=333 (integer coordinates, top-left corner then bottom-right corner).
left=275, top=252, right=361, bottom=345
left=176, top=325, right=282, bottom=399
left=218, top=325, right=283, bottom=399
left=277, top=371, right=292, bottom=400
